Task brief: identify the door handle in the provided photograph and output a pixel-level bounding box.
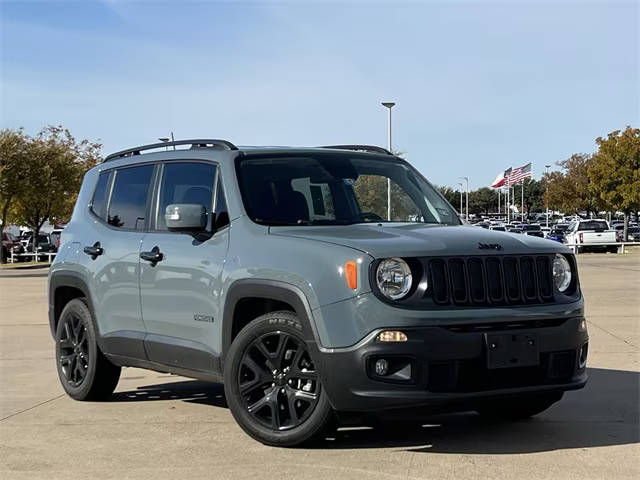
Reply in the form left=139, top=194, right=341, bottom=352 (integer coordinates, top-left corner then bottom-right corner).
left=83, top=242, right=103, bottom=259
left=140, top=246, right=164, bottom=266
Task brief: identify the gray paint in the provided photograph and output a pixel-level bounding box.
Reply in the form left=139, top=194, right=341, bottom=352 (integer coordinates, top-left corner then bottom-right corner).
left=49, top=145, right=580, bottom=360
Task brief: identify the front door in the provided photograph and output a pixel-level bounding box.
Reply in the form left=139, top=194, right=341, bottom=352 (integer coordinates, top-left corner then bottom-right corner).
left=139, top=161, right=229, bottom=373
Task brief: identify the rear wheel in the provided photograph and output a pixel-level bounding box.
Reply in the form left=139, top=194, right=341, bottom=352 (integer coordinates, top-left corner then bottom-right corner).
left=475, top=392, right=562, bottom=420
left=55, top=298, right=121, bottom=400
left=224, top=311, right=334, bottom=446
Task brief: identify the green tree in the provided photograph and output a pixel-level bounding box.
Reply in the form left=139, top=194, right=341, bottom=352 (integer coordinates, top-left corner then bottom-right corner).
left=468, top=187, right=496, bottom=215
left=544, top=154, right=600, bottom=216
left=10, top=126, right=101, bottom=250
left=0, top=129, right=30, bottom=262
left=522, top=178, right=545, bottom=214
left=589, top=127, right=640, bottom=240
left=436, top=185, right=460, bottom=210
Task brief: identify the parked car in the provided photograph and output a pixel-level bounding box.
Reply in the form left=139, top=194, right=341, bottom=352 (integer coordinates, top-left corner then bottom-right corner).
left=564, top=219, right=617, bottom=253
left=49, top=228, right=64, bottom=251
left=1, top=232, right=22, bottom=262
left=488, top=225, right=506, bottom=232
left=24, top=234, right=57, bottom=260
left=624, top=226, right=640, bottom=242
left=540, top=227, right=551, bottom=238
left=48, top=139, right=588, bottom=447
left=518, top=224, right=544, bottom=238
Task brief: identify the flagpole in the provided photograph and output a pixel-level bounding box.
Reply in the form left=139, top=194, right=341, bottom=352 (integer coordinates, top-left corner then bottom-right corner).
left=507, top=178, right=510, bottom=223
left=522, top=180, right=525, bottom=221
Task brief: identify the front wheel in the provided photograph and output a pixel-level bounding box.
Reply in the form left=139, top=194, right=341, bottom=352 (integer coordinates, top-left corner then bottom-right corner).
left=475, top=392, right=563, bottom=420
left=224, top=311, right=334, bottom=447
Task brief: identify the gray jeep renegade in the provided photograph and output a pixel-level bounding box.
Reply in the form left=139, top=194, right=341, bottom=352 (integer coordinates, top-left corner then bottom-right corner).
left=48, top=139, right=588, bottom=446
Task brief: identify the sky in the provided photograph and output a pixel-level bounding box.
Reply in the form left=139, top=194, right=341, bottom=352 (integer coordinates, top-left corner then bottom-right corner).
left=1, top=0, right=638, bottom=189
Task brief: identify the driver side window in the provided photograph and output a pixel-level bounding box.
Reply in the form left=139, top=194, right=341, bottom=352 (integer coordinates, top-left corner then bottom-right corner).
left=156, top=162, right=217, bottom=231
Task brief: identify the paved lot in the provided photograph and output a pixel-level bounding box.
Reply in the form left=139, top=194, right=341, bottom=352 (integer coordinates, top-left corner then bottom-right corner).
left=0, top=254, right=638, bottom=479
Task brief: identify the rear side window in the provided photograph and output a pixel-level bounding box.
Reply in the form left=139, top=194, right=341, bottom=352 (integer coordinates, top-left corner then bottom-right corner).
left=156, top=162, right=217, bottom=231
left=91, top=172, right=111, bottom=219
left=108, top=165, right=154, bottom=230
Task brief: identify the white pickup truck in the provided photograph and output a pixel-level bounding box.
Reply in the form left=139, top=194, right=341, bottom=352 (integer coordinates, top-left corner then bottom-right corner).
left=564, top=219, right=617, bottom=253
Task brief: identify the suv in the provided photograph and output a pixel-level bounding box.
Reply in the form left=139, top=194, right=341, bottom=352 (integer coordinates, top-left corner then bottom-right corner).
left=48, top=140, right=588, bottom=446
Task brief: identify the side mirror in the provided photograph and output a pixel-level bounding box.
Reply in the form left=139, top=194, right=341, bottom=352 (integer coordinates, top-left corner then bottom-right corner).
left=165, top=204, right=208, bottom=232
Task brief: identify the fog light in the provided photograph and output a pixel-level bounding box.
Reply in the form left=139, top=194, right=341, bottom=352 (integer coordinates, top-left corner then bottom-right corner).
left=579, top=343, right=588, bottom=369
left=377, top=331, right=408, bottom=342
left=375, top=359, right=389, bottom=376
left=578, top=319, right=588, bottom=332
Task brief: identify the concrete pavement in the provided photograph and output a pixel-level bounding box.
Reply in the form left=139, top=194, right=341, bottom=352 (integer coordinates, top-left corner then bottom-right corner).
left=0, top=254, right=638, bottom=479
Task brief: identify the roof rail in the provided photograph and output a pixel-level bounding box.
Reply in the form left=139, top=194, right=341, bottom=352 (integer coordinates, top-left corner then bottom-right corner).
left=319, top=145, right=394, bottom=156
left=103, top=139, right=238, bottom=162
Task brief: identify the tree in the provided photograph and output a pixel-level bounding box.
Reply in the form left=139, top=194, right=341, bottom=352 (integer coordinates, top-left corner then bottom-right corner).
left=522, top=178, right=545, bottom=214
left=10, top=126, right=101, bottom=251
left=436, top=185, right=460, bottom=210
left=544, top=154, right=600, bottom=216
left=468, top=187, right=496, bottom=215
left=589, top=127, right=640, bottom=240
left=0, top=129, right=30, bottom=262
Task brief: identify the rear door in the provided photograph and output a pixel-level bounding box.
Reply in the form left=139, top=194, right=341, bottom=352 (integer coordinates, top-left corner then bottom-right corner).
left=139, top=160, right=230, bottom=373
left=79, top=163, right=155, bottom=358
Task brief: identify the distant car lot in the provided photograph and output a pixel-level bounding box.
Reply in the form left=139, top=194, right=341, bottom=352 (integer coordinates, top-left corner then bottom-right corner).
left=0, top=254, right=638, bottom=480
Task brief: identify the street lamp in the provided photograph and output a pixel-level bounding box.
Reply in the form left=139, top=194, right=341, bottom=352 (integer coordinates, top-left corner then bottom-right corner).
left=457, top=182, right=464, bottom=217
left=459, top=176, right=469, bottom=221
left=382, top=102, right=395, bottom=221
left=545, top=164, right=551, bottom=228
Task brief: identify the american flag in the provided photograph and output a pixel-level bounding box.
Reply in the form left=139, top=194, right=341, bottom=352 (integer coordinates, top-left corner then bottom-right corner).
left=507, top=163, right=532, bottom=184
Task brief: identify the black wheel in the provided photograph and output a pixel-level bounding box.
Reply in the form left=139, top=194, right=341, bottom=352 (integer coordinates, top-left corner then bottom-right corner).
left=476, top=392, right=563, bottom=420
left=55, top=298, right=121, bottom=401
left=224, top=311, right=334, bottom=447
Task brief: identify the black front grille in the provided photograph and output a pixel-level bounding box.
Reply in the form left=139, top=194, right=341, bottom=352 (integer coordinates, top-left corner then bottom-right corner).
left=426, top=255, right=554, bottom=306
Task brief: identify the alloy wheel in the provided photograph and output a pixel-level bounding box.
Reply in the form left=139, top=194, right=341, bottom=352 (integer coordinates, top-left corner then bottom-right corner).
left=238, top=331, right=320, bottom=431
left=58, top=315, right=90, bottom=387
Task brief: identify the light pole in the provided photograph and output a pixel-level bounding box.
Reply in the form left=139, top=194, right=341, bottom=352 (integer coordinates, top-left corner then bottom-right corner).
left=457, top=182, right=464, bottom=217
left=158, top=137, right=170, bottom=151
left=545, top=164, right=551, bottom=227
left=459, top=176, right=469, bottom=221
left=382, top=102, right=395, bottom=220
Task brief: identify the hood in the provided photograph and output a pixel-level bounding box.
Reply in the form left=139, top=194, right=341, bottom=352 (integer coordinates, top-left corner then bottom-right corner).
left=270, top=223, right=568, bottom=258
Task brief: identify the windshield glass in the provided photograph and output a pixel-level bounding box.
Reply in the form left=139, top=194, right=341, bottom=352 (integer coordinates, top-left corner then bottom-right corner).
left=236, top=154, right=460, bottom=226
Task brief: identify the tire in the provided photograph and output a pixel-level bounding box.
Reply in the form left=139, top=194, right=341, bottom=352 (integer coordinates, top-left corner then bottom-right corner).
left=55, top=298, right=121, bottom=401
left=475, top=392, right=563, bottom=420
left=224, top=311, right=334, bottom=447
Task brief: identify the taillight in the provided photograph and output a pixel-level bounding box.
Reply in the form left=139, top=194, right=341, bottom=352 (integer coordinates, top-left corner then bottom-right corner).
left=579, top=232, right=583, bottom=243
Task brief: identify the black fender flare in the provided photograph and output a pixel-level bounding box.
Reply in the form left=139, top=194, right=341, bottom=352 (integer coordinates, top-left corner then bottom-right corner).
left=221, top=279, right=323, bottom=362
left=48, top=271, right=105, bottom=351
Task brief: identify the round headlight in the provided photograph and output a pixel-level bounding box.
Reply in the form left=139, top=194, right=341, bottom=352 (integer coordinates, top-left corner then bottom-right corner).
left=553, top=254, right=572, bottom=292
left=376, top=258, right=413, bottom=300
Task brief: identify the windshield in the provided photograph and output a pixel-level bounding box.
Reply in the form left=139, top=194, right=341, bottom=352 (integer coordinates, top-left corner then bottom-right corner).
left=521, top=225, right=541, bottom=231
left=236, top=154, right=460, bottom=226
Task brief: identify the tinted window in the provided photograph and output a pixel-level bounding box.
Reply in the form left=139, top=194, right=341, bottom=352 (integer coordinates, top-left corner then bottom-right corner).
left=156, top=162, right=216, bottom=231
left=578, top=221, right=608, bottom=231
left=108, top=165, right=154, bottom=229
left=236, top=155, right=459, bottom=226
left=91, top=172, right=111, bottom=219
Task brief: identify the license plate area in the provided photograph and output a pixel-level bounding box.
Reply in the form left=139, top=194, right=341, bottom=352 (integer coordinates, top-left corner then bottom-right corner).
left=485, top=333, right=539, bottom=369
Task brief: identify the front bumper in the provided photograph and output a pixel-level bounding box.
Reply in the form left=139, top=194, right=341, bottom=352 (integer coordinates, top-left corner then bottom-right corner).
left=315, top=316, right=588, bottom=412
